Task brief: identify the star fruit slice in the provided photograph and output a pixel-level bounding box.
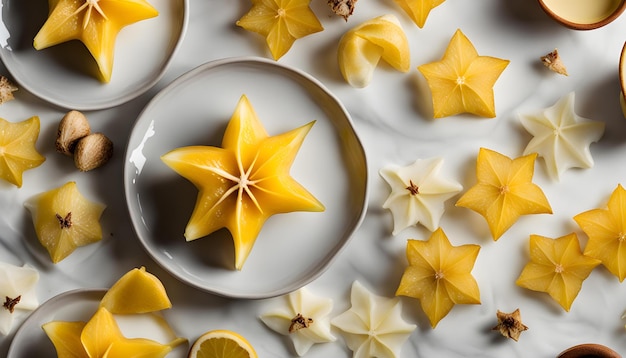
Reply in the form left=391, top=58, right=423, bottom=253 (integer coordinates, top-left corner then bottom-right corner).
left=99, top=266, right=172, bottom=314
left=396, top=227, right=481, bottom=328
left=418, top=29, right=509, bottom=118
left=33, top=0, right=159, bottom=82
left=236, top=0, right=323, bottom=60
left=0, top=116, right=45, bottom=188
left=43, top=321, right=89, bottom=358
left=161, top=95, right=324, bottom=270
left=456, top=148, right=552, bottom=241
left=338, top=14, right=410, bottom=88
left=393, top=0, right=446, bottom=28
left=25, top=181, right=106, bottom=263
left=515, top=233, right=600, bottom=311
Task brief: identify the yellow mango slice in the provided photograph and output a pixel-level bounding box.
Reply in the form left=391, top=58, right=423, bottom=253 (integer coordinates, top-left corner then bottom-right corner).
left=0, top=116, right=45, bottom=188
left=418, top=29, right=509, bottom=118
left=456, top=148, right=552, bottom=240
left=25, top=181, right=105, bottom=263
left=99, top=266, right=172, bottom=314
left=338, top=14, right=410, bottom=88
left=396, top=228, right=481, bottom=327
left=42, top=321, right=89, bottom=358
left=574, top=184, right=626, bottom=282
left=516, top=233, right=600, bottom=311
left=393, top=0, right=446, bottom=28
left=236, top=0, right=323, bottom=60
left=33, top=0, right=159, bottom=82
left=161, top=94, right=324, bottom=270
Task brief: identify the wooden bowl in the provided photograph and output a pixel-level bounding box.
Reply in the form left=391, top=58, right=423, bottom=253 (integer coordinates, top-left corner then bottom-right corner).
left=557, top=343, right=621, bottom=358
left=620, top=42, right=626, bottom=118
left=537, top=0, right=626, bottom=30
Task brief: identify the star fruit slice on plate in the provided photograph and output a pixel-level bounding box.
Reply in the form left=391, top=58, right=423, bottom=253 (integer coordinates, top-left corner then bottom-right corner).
left=33, top=0, right=159, bottom=83
left=393, top=0, right=446, bottom=28
left=99, top=266, right=172, bottom=314
left=0, top=116, right=45, bottom=188
left=24, top=181, right=106, bottom=263
left=456, top=147, right=552, bottom=241
left=418, top=29, right=509, bottom=118
left=236, top=0, right=323, bottom=60
left=574, top=184, right=626, bottom=282
left=396, top=227, right=481, bottom=328
left=161, top=94, right=325, bottom=270
left=337, top=14, right=410, bottom=88
left=516, top=233, right=600, bottom=311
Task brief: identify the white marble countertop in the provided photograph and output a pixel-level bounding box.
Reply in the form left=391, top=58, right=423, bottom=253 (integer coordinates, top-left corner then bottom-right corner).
left=1, top=0, right=626, bottom=357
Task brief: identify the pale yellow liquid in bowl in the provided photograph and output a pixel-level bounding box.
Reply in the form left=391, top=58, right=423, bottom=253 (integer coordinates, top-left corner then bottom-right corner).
left=543, top=0, right=623, bottom=24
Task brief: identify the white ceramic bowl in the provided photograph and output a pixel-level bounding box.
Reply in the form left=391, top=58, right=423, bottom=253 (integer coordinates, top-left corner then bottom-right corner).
left=0, top=0, right=188, bottom=110
left=124, top=57, right=369, bottom=299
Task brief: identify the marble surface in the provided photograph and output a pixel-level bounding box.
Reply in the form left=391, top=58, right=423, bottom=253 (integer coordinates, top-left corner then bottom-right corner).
left=1, top=0, right=626, bottom=357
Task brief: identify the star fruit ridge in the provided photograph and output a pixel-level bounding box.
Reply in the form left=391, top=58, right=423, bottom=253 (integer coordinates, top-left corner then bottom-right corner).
left=161, top=95, right=324, bottom=270
left=396, top=227, right=481, bottom=328
left=0, top=116, right=45, bottom=188
left=455, top=147, right=552, bottom=241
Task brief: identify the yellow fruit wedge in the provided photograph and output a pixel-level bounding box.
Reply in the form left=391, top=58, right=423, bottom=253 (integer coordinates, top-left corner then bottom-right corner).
left=162, top=95, right=324, bottom=270
left=0, top=116, right=45, bottom=188
left=338, top=14, right=410, bottom=88
left=188, top=330, right=258, bottom=358
left=393, top=0, right=446, bottom=28
left=99, top=266, right=172, bottom=314
left=456, top=148, right=552, bottom=240
left=396, top=228, right=481, bottom=328
left=25, top=181, right=106, bottom=263
left=516, top=233, right=600, bottom=311
left=236, top=0, right=323, bottom=60
left=102, top=338, right=172, bottom=358
left=81, top=307, right=124, bottom=358
left=418, top=29, right=509, bottom=118
left=42, top=321, right=89, bottom=358
left=33, top=0, right=159, bottom=82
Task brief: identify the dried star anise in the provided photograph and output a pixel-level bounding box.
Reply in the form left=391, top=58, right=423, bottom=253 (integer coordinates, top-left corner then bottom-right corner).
left=56, top=212, right=72, bottom=229
left=289, top=313, right=314, bottom=333
left=3, top=295, right=21, bottom=313
left=492, top=308, right=528, bottom=341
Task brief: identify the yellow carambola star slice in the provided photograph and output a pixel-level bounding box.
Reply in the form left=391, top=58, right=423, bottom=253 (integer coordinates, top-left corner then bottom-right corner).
left=161, top=95, right=325, bottom=270
left=236, top=0, right=323, bottom=60
left=393, top=0, right=446, bottom=28
left=33, top=0, right=159, bottom=83
left=418, top=29, right=509, bottom=118
left=516, top=233, right=600, bottom=311
left=456, top=148, right=552, bottom=241
left=574, top=184, right=626, bottom=282
left=396, top=228, right=481, bottom=328
left=0, top=116, right=45, bottom=188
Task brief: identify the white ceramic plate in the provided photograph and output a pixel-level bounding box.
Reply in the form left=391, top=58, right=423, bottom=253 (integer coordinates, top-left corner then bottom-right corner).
left=7, top=289, right=188, bottom=358
left=124, top=57, right=368, bottom=299
left=0, top=0, right=187, bottom=110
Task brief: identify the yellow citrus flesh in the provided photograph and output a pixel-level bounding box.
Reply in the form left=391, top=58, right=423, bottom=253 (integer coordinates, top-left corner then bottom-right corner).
left=42, top=321, right=89, bottom=358
left=99, top=266, right=172, bottom=314
left=188, top=330, right=258, bottom=358
left=33, top=0, right=158, bottom=82
left=25, top=181, right=106, bottom=263
left=0, top=116, right=45, bottom=188
left=161, top=95, right=324, bottom=270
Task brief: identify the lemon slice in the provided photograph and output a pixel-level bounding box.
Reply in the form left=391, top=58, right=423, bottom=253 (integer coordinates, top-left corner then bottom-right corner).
left=188, top=330, right=258, bottom=358
left=99, top=266, right=172, bottom=314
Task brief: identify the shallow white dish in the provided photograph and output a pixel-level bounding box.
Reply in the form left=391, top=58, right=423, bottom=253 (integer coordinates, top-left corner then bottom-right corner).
left=0, top=0, right=187, bottom=111
left=124, top=57, right=368, bottom=299
left=7, top=289, right=188, bottom=358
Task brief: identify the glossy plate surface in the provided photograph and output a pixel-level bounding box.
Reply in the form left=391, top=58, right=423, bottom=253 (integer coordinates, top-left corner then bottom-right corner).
left=124, top=57, right=368, bottom=299
left=0, top=0, right=187, bottom=110
left=7, top=289, right=187, bottom=358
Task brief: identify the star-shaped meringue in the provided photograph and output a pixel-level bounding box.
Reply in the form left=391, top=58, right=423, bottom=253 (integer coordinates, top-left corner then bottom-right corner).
left=519, top=92, right=605, bottom=181
left=0, top=262, right=39, bottom=335
left=33, top=0, right=159, bottom=82
left=260, top=287, right=335, bottom=356
left=418, top=29, right=509, bottom=118
left=161, top=95, right=324, bottom=270
left=456, top=148, right=552, bottom=240
left=331, top=281, right=416, bottom=358
left=380, top=157, right=462, bottom=234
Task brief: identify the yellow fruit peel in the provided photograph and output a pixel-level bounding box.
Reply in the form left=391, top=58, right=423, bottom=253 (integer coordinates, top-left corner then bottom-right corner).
left=0, top=116, right=45, bottom=188
left=33, top=0, right=159, bottom=82
left=338, top=14, right=410, bottom=88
